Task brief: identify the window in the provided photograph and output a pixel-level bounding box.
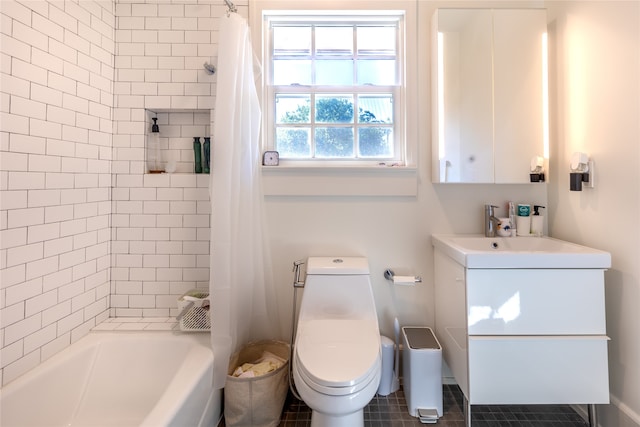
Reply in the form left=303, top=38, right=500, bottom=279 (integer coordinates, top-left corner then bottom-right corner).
left=264, top=13, right=406, bottom=165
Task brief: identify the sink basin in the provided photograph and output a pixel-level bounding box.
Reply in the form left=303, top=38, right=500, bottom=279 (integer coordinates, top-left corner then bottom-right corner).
left=432, top=234, right=611, bottom=268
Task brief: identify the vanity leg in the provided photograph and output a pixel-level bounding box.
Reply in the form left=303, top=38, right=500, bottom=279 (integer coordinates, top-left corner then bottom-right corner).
left=463, top=395, right=471, bottom=427
left=588, top=404, right=598, bottom=427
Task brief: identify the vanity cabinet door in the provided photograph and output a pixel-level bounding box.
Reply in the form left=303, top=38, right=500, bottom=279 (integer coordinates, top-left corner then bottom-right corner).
left=434, top=247, right=610, bottom=407
left=468, top=335, right=610, bottom=404
left=434, top=251, right=469, bottom=398
left=466, top=269, right=606, bottom=335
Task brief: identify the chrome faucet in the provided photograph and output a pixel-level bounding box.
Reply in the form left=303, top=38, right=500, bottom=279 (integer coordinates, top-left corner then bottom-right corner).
left=484, top=204, right=500, bottom=237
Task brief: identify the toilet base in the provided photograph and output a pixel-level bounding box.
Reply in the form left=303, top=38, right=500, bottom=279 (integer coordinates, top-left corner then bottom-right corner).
left=310, top=409, right=364, bottom=427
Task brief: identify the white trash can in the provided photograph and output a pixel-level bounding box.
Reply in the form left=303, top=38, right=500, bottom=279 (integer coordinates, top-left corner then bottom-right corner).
left=402, top=327, right=443, bottom=423
left=377, top=335, right=399, bottom=396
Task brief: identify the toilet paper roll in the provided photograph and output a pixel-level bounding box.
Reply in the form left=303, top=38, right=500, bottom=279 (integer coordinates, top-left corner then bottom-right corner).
left=393, top=276, right=416, bottom=285
left=516, top=216, right=531, bottom=236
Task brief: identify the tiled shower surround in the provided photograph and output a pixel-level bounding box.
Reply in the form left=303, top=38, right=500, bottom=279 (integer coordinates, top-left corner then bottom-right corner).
left=110, top=112, right=211, bottom=318
left=0, top=0, right=231, bottom=386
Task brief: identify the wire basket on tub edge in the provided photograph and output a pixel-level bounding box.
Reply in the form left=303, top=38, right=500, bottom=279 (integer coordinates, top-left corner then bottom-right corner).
left=177, top=289, right=211, bottom=331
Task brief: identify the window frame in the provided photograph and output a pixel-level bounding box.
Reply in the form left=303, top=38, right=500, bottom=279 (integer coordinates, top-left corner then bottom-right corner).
left=255, top=7, right=415, bottom=169
left=268, top=17, right=404, bottom=164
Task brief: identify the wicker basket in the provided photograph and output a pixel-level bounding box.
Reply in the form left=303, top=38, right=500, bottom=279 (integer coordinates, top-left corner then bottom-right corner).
left=177, top=289, right=211, bottom=331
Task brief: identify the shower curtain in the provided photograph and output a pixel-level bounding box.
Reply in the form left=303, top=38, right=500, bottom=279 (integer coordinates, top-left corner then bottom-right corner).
left=210, top=12, right=279, bottom=389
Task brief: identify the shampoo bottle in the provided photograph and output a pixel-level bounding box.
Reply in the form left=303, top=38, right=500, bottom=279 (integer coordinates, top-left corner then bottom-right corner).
left=531, top=205, right=545, bottom=236
left=193, top=137, right=203, bottom=174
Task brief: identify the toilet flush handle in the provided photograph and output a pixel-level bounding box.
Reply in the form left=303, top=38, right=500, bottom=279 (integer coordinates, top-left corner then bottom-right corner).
left=292, top=259, right=305, bottom=288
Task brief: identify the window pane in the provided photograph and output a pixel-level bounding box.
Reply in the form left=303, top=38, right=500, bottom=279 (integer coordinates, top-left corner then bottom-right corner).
left=359, top=127, right=393, bottom=157
left=316, top=60, right=353, bottom=85
left=315, top=96, right=354, bottom=124
left=357, top=59, right=396, bottom=85
left=315, top=26, right=353, bottom=55
left=358, top=95, right=393, bottom=124
left=276, top=95, right=310, bottom=124
left=315, top=127, right=354, bottom=158
left=276, top=127, right=311, bottom=158
left=273, top=60, right=311, bottom=85
left=357, top=26, right=396, bottom=55
left=273, top=26, right=311, bottom=55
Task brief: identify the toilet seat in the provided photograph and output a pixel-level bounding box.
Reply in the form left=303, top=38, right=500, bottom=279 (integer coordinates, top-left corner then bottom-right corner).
left=295, top=319, right=380, bottom=395
left=295, top=352, right=380, bottom=396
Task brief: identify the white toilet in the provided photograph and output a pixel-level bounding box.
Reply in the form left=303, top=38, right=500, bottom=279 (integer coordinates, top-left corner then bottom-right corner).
left=292, top=257, right=382, bottom=427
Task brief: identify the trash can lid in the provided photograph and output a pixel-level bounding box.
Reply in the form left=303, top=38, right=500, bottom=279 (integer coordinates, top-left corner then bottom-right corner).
left=402, top=327, right=440, bottom=350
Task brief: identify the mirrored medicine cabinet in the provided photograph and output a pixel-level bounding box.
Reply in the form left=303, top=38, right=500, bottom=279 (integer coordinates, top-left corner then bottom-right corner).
left=432, top=9, right=548, bottom=183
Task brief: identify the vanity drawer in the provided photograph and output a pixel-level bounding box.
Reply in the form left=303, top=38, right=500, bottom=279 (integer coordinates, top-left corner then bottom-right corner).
left=466, top=269, right=606, bottom=335
left=468, top=335, right=610, bottom=404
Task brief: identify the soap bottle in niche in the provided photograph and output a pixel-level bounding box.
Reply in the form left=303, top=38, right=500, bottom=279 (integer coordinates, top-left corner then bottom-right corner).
left=193, top=137, right=203, bottom=174
left=147, top=117, right=164, bottom=173
left=203, top=137, right=211, bottom=174
left=531, top=205, right=545, bottom=236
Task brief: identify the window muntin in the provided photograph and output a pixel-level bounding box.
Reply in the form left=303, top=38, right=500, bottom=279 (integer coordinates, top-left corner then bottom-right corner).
left=267, top=16, right=403, bottom=163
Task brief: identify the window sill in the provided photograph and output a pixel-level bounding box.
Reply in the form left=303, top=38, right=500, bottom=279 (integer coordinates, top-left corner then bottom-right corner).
left=261, top=164, right=418, bottom=196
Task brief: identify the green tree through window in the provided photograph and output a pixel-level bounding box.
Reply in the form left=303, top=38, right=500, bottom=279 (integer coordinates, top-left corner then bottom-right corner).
left=279, top=97, right=391, bottom=158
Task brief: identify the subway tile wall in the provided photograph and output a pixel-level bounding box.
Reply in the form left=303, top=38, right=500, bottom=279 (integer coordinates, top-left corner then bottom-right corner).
left=0, top=0, right=115, bottom=385
left=110, top=0, right=238, bottom=318
left=110, top=165, right=211, bottom=317
left=0, top=0, right=243, bottom=386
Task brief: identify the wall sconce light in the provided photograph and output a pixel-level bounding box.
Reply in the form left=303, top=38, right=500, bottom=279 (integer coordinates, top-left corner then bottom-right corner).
left=570, top=152, right=594, bottom=191
left=530, top=156, right=545, bottom=182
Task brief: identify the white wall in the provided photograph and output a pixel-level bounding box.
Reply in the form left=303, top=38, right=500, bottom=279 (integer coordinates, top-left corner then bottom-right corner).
left=266, top=185, right=547, bottom=341
left=0, top=0, right=114, bottom=386
left=1, top=4, right=637, bottom=426
left=546, top=1, right=640, bottom=425
left=265, top=0, right=548, bottom=342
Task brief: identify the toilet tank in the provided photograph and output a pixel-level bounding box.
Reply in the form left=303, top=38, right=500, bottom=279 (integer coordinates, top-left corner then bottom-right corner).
left=300, top=257, right=377, bottom=322
left=306, top=257, right=369, bottom=275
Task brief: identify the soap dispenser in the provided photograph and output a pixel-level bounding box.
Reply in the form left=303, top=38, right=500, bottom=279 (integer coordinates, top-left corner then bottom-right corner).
left=147, top=117, right=164, bottom=173
left=531, top=205, right=545, bottom=236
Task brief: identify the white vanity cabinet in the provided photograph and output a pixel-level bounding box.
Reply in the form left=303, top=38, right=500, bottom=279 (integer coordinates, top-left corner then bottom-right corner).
left=434, top=249, right=610, bottom=408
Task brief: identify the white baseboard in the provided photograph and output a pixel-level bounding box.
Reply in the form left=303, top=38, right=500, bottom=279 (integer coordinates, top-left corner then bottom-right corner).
left=569, top=393, right=640, bottom=427
left=600, top=393, right=640, bottom=427
left=442, top=375, right=457, bottom=385
left=400, top=349, right=639, bottom=427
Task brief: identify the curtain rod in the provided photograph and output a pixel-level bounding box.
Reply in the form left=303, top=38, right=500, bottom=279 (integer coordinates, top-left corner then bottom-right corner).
left=224, top=0, right=237, bottom=14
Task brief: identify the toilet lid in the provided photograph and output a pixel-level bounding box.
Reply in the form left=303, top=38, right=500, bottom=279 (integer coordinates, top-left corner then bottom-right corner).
left=296, top=319, right=380, bottom=389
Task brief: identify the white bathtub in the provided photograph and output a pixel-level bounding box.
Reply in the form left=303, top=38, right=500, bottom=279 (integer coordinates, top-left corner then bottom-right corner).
left=0, top=331, right=221, bottom=427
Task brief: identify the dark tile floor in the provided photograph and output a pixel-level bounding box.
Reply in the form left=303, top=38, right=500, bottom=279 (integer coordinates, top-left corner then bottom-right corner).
left=275, top=384, right=589, bottom=427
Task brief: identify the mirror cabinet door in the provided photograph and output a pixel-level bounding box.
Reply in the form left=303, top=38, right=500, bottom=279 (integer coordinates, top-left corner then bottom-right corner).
left=493, top=9, right=547, bottom=183
left=432, top=9, right=547, bottom=184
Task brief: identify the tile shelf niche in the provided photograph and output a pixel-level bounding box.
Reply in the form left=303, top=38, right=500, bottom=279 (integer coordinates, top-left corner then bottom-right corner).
left=145, top=109, right=211, bottom=175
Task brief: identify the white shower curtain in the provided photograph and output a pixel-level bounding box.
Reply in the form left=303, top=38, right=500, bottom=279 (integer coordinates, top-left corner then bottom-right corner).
left=210, top=12, right=279, bottom=389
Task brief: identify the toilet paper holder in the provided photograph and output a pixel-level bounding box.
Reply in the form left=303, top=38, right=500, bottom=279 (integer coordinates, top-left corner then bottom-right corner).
left=384, top=269, right=422, bottom=284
